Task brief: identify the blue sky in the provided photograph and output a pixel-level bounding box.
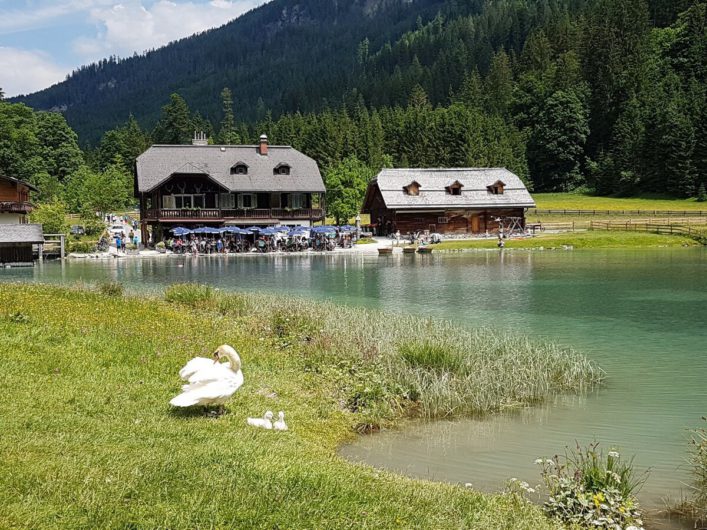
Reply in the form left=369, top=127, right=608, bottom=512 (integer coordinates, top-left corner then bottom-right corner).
left=0, top=0, right=269, bottom=97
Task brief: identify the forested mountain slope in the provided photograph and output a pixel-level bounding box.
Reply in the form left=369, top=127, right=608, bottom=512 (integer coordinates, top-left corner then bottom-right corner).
left=13, top=0, right=455, bottom=143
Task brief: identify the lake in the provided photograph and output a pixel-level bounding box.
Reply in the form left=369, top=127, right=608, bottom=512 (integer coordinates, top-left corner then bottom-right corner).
left=2, top=249, right=706, bottom=514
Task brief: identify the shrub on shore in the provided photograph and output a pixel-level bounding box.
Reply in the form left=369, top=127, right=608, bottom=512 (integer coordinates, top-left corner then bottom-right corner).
left=536, top=443, right=646, bottom=529
left=96, top=280, right=124, bottom=297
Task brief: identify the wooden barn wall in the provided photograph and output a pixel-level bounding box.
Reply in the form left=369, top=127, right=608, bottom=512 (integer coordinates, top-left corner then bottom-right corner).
left=393, top=208, right=526, bottom=235
left=0, top=244, right=33, bottom=263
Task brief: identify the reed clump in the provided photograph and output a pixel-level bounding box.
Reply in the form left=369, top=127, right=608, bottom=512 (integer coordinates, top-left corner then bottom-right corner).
left=165, top=283, right=604, bottom=423
left=96, top=280, right=124, bottom=297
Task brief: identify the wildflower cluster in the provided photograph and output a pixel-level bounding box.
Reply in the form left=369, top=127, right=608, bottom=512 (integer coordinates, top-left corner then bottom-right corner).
left=536, top=444, right=646, bottom=530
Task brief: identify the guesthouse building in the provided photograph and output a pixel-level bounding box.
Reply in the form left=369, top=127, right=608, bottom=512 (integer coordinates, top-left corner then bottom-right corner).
left=135, top=134, right=326, bottom=242
left=362, top=168, right=535, bottom=235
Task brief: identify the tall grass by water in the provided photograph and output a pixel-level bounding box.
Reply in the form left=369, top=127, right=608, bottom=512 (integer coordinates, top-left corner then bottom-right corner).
left=164, top=283, right=604, bottom=421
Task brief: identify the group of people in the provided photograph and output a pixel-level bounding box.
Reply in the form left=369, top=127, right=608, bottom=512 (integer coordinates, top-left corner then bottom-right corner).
left=163, top=230, right=356, bottom=255
left=114, top=230, right=139, bottom=252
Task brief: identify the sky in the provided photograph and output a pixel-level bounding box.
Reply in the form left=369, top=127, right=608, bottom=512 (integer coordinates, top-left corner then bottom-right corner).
left=0, top=0, right=269, bottom=97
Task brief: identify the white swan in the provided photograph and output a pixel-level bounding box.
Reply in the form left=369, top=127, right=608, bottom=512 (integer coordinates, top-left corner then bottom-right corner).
left=170, top=344, right=244, bottom=411
left=247, top=411, right=274, bottom=429
left=273, top=411, right=288, bottom=431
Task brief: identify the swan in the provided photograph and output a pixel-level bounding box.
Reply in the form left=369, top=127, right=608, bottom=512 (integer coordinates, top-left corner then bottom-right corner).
left=170, top=344, right=243, bottom=412
left=273, top=411, right=288, bottom=431
left=247, top=411, right=274, bottom=429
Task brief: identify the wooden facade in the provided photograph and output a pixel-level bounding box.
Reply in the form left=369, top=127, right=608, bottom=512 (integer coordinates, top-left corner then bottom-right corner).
left=135, top=138, right=326, bottom=243
left=0, top=174, right=35, bottom=224
left=362, top=168, right=535, bottom=236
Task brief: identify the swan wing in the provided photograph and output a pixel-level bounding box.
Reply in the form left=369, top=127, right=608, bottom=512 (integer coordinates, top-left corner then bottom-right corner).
left=170, top=378, right=241, bottom=407
left=178, top=357, right=230, bottom=380
left=187, top=363, right=240, bottom=385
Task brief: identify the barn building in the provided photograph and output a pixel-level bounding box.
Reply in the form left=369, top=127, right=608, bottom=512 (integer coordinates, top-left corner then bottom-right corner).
left=0, top=224, right=44, bottom=265
left=361, top=168, right=535, bottom=235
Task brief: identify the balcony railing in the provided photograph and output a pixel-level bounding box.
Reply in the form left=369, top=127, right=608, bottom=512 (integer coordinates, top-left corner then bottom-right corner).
left=143, top=208, right=324, bottom=221
left=0, top=201, right=33, bottom=214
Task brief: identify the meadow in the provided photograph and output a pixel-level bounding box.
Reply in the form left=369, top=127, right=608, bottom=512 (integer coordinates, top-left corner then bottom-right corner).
left=0, top=283, right=602, bottom=529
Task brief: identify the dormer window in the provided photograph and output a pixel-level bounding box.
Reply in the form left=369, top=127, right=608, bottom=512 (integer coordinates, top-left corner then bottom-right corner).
left=230, top=163, right=248, bottom=175
left=445, top=180, right=464, bottom=196
left=403, top=181, right=421, bottom=196
left=487, top=180, right=505, bottom=195
left=274, top=163, right=291, bottom=176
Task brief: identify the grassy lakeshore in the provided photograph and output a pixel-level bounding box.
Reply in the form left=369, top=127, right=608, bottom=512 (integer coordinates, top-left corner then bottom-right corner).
left=0, top=283, right=603, bottom=529
left=433, top=231, right=701, bottom=251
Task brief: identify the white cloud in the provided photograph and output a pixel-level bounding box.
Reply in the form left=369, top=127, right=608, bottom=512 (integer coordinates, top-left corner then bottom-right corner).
left=0, top=1, right=115, bottom=34
left=73, top=0, right=267, bottom=61
left=0, top=47, right=69, bottom=97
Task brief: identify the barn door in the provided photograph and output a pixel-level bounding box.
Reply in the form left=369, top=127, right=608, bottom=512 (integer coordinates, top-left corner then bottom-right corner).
left=471, top=215, right=480, bottom=233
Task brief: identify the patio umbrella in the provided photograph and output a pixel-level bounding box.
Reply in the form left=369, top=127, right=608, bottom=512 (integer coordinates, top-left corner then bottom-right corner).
left=338, top=225, right=356, bottom=232
left=246, top=226, right=262, bottom=232
left=311, top=226, right=336, bottom=234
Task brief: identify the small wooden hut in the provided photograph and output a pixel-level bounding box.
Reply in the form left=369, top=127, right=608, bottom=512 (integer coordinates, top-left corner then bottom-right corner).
left=0, top=224, right=44, bottom=265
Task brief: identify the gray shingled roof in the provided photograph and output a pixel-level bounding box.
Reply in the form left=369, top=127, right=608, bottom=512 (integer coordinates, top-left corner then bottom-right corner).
left=136, top=145, right=325, bottom=193
left=0, top=224, right=44, bottom=244
left=372, top=168, right=535, bottom=209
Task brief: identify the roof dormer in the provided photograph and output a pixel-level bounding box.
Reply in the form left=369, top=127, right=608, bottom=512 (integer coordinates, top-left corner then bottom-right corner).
left=403, top=180, right=421, bottom=196
left=487, top=180, right=505, bottom=195
left=230, top=162, right=248, bottom=175
left=445, top=180, right=464, bottom=196
left=274, top=163, right=291, bottom=176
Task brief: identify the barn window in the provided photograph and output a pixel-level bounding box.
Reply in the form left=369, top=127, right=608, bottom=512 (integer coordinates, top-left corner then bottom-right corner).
left=403, top=181, right=421, bottom=196
left=437, top=217, right=449, bottom=224
left=487, top=180, right=505, bottom=195
left=230, top=163, right=248, bottom=175
left=445, top=180, right=464, bottom=196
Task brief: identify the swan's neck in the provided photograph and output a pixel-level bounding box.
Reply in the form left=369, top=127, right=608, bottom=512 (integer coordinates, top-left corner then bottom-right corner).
left=222, top=351, right=241, bottom=372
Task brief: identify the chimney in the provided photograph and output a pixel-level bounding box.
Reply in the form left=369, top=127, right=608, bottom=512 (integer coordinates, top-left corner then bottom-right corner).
left=259, top=134, right=268, bottom=156
left=192, top=131, right=208, bottom=146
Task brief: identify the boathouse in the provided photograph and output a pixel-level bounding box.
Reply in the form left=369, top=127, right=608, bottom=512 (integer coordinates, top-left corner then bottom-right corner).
left=135, top=134, right=326, bottom=243
left=361, top=168, right=535, bottom=235
left=0, top=224, right=44, bottom=265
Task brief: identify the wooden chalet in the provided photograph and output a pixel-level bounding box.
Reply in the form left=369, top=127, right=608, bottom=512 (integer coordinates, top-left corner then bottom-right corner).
left=362, top=168, right=535, bottom=235
left=135, top=134, right=326, bottom=242
left=0, top=172, right=36, bottom=224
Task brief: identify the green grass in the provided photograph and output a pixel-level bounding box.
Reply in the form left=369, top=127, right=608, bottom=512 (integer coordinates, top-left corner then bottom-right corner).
left=434, top=231, right=700, bottom=251
left=533, top=192, right=706, bottom=211
left=0, top=283, right=603, bottom=529
left=356, top=237, right=376, bottom=245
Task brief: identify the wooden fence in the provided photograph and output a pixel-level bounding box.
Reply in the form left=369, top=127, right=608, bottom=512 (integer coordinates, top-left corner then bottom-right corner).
left=589, top=220, right=707, bottom=243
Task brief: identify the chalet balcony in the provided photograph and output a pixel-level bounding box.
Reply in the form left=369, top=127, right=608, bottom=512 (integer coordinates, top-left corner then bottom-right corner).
left=143, top=208, right=325, bottom=222
left=0, top=201, right=33, bottom=214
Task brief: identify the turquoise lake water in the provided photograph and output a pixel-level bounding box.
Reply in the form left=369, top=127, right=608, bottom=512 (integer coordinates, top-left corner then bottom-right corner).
left=2, top=249, right=705, bottom=516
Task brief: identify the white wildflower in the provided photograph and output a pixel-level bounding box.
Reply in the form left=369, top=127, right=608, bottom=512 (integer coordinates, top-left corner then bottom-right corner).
left=534, top=458, right=544, bottom=465
left=608, top=451, right=620, bottom=458
left=464, top=482, right=473, bottom=488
